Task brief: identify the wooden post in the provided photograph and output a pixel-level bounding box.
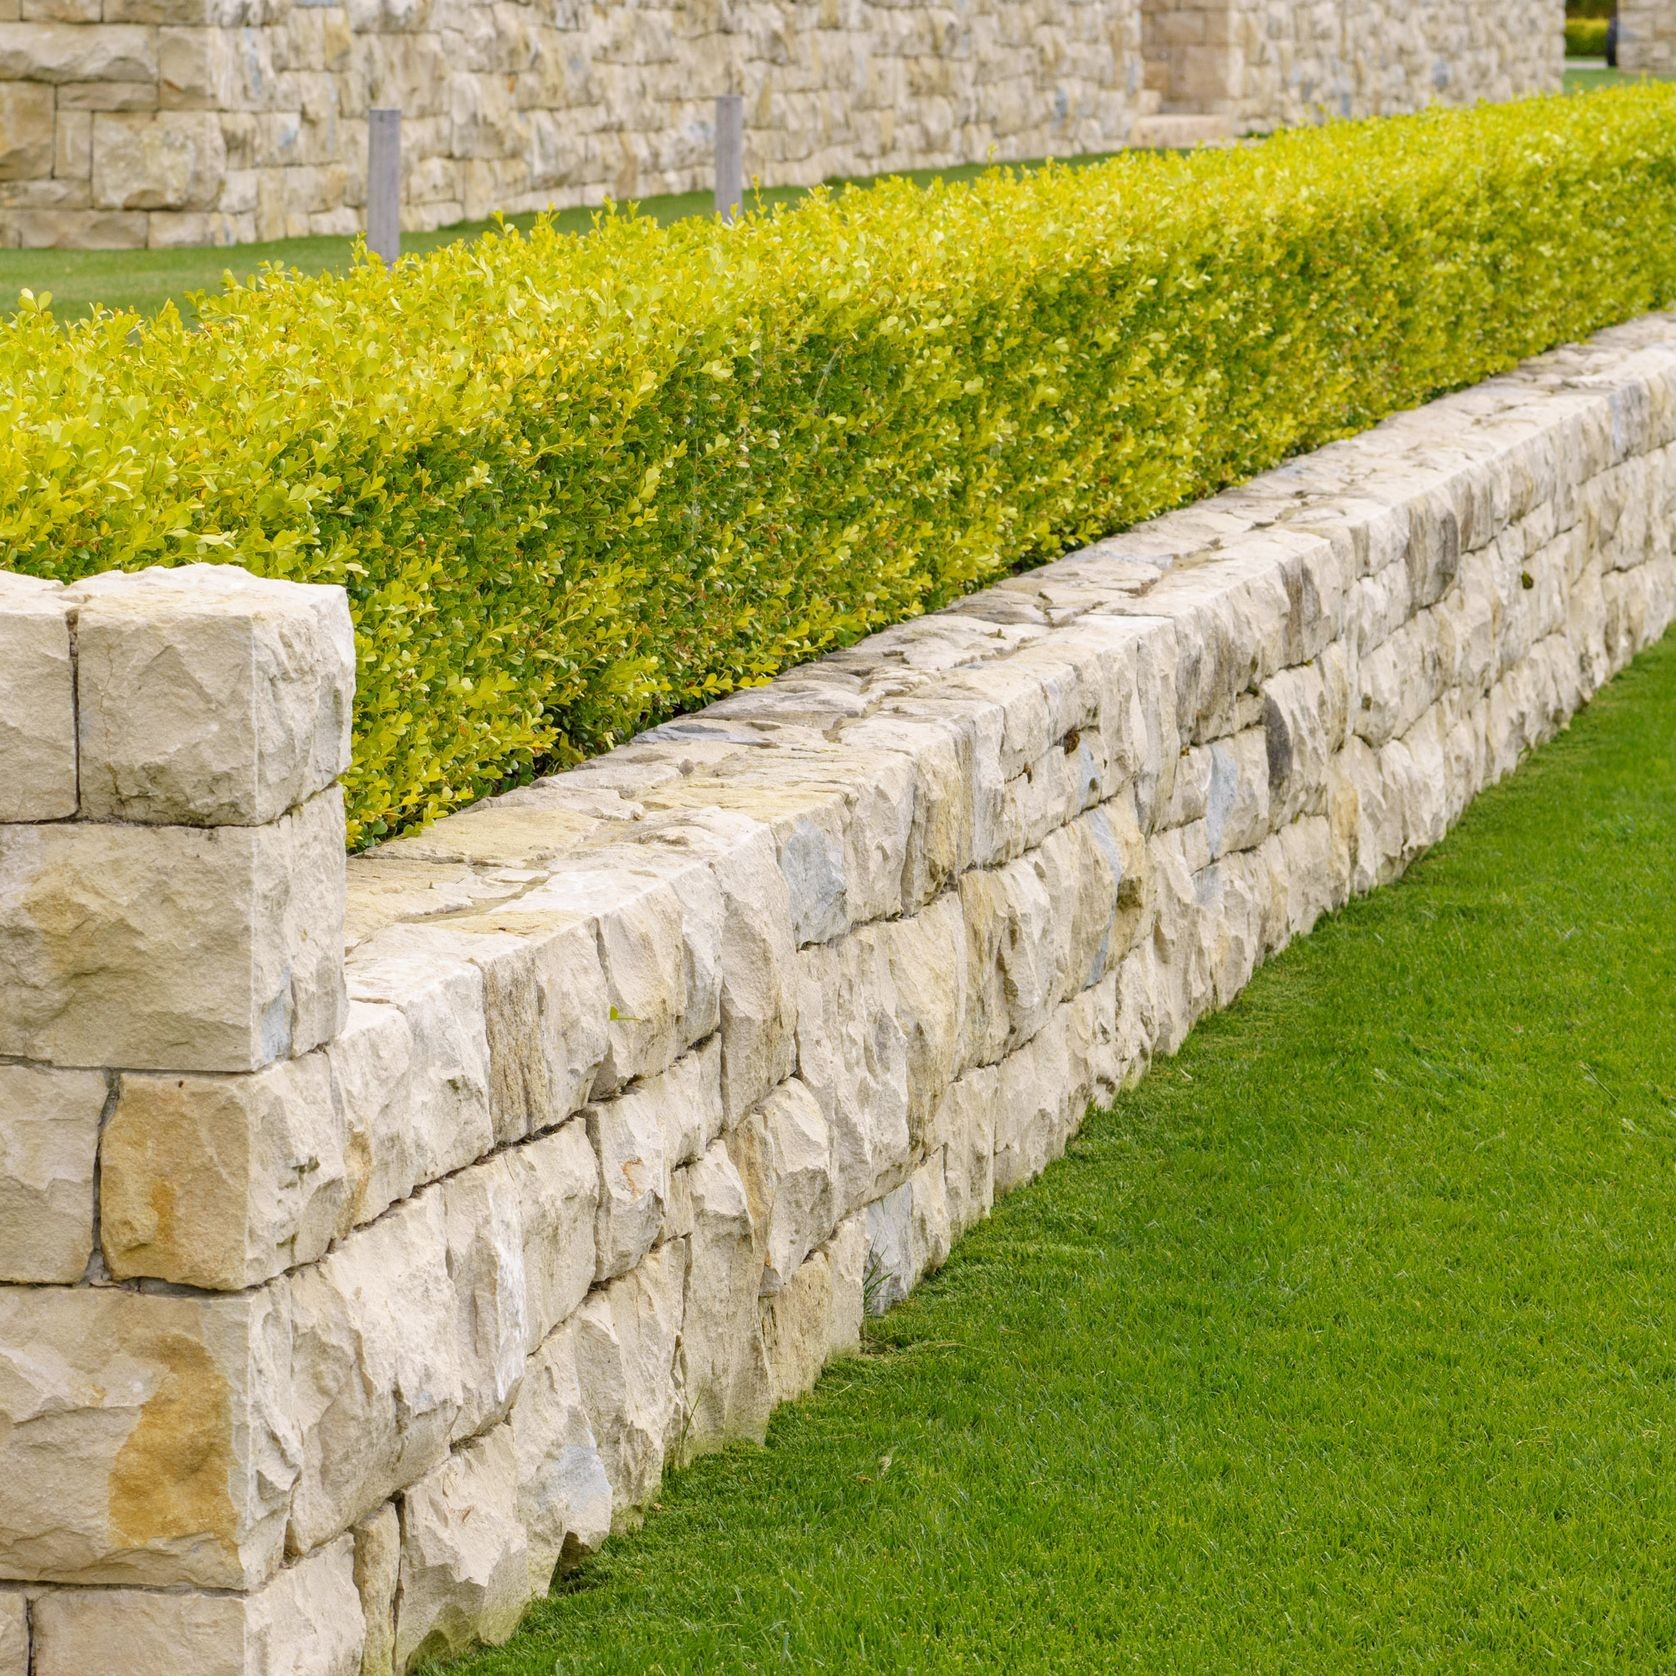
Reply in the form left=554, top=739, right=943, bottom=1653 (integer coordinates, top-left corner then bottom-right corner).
left=715, top=93, right=744, bottom=222
left=367, top=108, right=402, bottom=265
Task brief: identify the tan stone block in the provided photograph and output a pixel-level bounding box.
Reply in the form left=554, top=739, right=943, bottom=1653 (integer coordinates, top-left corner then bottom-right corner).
left=1, top=204, right=146, bottom=245
left=0, top=572, right=74, bottom=820
left=573, top=1240, right=685, bottom=1515
left=100, top=1051, right=349, bottom=1289
left=0, top=23, right=156, bottom=83
left=92, top=109, right=225, bottom=210
left=350, top=1504, right=399, bottom=1676
left=68, top=564, right=354, bottom=827
left=0, top=786, right=346, bottom=1073
left=393, top=1426, right=529, bottom=1670
left=145, top=206, right=254, bottom=245
left=286, top=1192, right=461, bottom=1553
left=0, top=1062, right=103, bottom=1282
left=51, top=105, right=86, bottom=177
left=507, top=1319, right=612, bottom=1592
left=0, top=1283, right=296, bottom=1588
left=54, top=80, right=158, bottom=111
left=31, top=1535, right=363, bottom=1675
left=0, top=1587, right=24, bottom=1674
left=0, top=81, right=53, bottom=181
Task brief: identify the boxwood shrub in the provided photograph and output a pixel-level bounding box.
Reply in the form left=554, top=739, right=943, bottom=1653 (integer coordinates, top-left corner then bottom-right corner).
left=3, top=87, right=1675, bottom=845
left=1565, top=18, right=1611, bottom=56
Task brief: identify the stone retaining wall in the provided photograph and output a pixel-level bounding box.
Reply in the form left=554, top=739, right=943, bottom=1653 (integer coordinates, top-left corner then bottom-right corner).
left=1, top=314, right=1673, bottom=1672
left=0, top=0, right=1558, bottom=251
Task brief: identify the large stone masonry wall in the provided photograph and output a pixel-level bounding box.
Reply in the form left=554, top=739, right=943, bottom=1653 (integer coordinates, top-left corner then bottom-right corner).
left=0, top=313, right=1673, bottom=1672
left=1141, top=0, right=1558, bottom=131
left=0, top=0, right=1560, bottom=251
left=1618, top=0, right=1676, bottom=72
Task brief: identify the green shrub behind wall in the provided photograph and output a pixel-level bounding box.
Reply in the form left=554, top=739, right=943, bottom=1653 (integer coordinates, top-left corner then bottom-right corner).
left=1566, top=18, right=1610, bottom=55
left=3, top=87, right=1676, bottom=846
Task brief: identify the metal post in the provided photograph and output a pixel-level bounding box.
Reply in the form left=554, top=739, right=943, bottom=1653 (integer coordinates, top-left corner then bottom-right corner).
left=367, top=108, right=402, bottom=265
left=714, top=93, right=744, bottom=222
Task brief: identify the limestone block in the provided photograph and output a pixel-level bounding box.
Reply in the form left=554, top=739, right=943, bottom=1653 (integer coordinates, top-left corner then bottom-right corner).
left=928, top=1062, right=999, bottom=1240
left=863, top=1151, right=952, bottom=1313
left=760, top=1240, right=837, bottom=1407
left=287, top=1192, right=461, bottom=1553
left=508, top=1319, right=613, bottom=1593
left=101, top=1052, right=347, bottom=1289
left=679, top=1137, right=772, bottom=1454
left=875, top=892, right=968, bottom=1143
left=350, top=1504, right=399, bottom=1676
left=0, top=1283, right=296, bottom=1588
left=841, top=708, right=981, bottom=904
left=0, top=1589, right=23, bottom=1675
left=795, top=929, right=911, bottom=1217
left=31, top=1536, right=363, bottom=1675
left=0, top=22, right=157, bottom=82
left=992, top=1011, right=1079, bottom=1196
left=92, top=111, right=227, bottom=211
left=0, top=1062, right=103, bottom=1282
left=573, top=1239, right=685, bottom=1516
left=441, top=1153, right=528, bottom=1442
left=730, top=1076, right=834, bottom=1297
left=0, top=785, right=345, bottom=1073
left=586, top=1056, right=677, bottom=1284
left=507, top=1117, right=598, bottom=1351
left=1262, top=662, right=1334, bottom=828
left=393, top=1427, right=529, bottom=1671
left=68, top=564, right=354, bottom=826
left=356, top=908, right=608, bottom=1146
left=0, top=572, right=74, bottom=821
left=959, top=850, right=1060, bottom=1064
left=667, top=811, right=799, bottom=1123
left=512, top=849, right=713, bottom=1098
left=0, top=79, right=51, bottom=187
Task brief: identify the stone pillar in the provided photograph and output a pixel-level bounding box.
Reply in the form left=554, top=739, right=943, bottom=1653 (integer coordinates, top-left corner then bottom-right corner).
left=0, top=564, right=354, bottom=1671
left=1617, top=0, right=1676, bottom=72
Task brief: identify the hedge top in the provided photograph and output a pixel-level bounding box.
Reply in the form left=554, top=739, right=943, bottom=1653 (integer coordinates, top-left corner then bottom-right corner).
left=3, top=86, right=1674, bottom=847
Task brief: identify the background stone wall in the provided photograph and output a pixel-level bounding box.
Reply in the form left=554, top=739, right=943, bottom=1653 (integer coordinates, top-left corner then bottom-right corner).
left=0, top=0, right=1558, bottom=252
left=0, top=315, right=1671, bottom=1672
left=1618, top=0, right=1676, bottom=72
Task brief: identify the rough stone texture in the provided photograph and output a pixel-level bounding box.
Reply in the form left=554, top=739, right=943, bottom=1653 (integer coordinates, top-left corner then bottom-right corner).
left=69, top=564, right=355, bottom=827
left=0, top=1591, right=24, bottom=1676
left=0, top=319, right=1672, bottom=1670
left=0, top=1062, right=106, bottom=1282
left=30, top=1536, right=363, bottom=1675
left=1618, top=0, right=1676, bottom=72
left=0, top=1283, right=296, bottom=1589
left=0, top=572, right=74, bottom=820
left=0, top=0, right=1557, bottom=250
left=0, top=784, right=347, bottom=1071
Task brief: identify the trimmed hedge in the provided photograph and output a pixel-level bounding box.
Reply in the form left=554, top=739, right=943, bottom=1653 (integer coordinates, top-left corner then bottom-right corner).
left=4, top=88, right=1676, bottom=845
left=1566, top=18, right=1611, bottom=56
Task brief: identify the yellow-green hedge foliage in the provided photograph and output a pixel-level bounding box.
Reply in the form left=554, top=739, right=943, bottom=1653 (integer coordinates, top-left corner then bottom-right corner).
left=1565, top=18, right=1610, bottom=56
left=3, top=88, right=1676, bottom=846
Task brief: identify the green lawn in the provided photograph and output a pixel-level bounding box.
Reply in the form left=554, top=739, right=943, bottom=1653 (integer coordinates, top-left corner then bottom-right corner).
left=438, top=628, right=1676, bottom=1675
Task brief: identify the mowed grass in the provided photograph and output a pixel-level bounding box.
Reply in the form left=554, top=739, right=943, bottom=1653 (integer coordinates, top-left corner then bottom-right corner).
left=437, top=629, right=1676, bottom=1676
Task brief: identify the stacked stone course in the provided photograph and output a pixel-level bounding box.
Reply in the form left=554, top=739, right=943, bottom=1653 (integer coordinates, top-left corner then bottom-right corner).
left=0, top=0, right=1559, bottom=251
left=0, top=315, right=1673, bottom=1670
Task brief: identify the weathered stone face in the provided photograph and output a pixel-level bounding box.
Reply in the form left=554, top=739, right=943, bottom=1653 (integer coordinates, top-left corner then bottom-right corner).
left=0, top=1284, right=297, bottom=1589
left=0, top=1063, right=105, bottom=1283
left=68, top=565, right=354, bottom=828
left=0, top=573, right=73, bottom=821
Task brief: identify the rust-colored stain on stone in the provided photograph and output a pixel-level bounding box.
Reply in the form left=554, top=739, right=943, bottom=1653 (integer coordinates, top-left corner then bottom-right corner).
left=109, top=1331, right=238, bottom=1562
